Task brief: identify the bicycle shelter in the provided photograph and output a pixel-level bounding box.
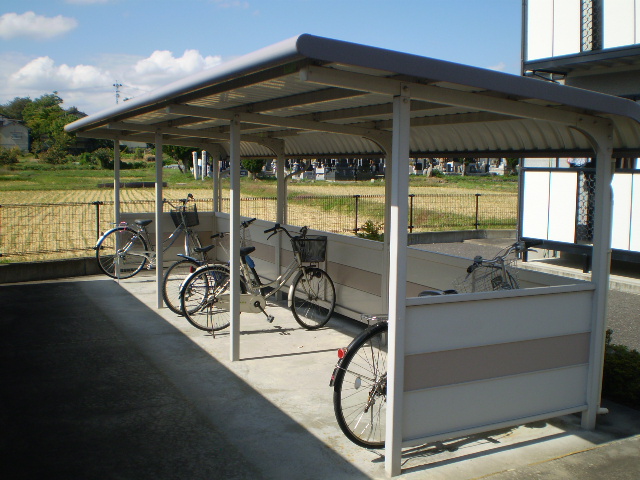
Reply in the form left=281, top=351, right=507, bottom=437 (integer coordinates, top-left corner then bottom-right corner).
left=66, top=34, right=640, bottom=477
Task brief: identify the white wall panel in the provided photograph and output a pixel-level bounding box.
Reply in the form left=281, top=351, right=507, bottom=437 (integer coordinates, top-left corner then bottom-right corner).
left=631, top=174, right=640, bottom=251
left=522, top=171, right=550, bottom=239
left=402, top=366, right=588, bottom=443
left=612, top=174, right=633, bottom=250
left=548, top=171, right=578, bottom=243
left=405, top=286, right=593, bottom=354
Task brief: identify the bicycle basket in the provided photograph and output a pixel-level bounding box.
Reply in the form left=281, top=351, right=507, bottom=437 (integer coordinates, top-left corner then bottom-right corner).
left=453, top=259, right=519, bottom=294
left=170, top=204, right=199, bottom=228
left=291, top=235, right=327, bottom=263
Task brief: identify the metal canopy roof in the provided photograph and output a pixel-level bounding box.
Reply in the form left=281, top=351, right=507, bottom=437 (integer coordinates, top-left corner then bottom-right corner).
left=66, top=34, right=640, bottom=158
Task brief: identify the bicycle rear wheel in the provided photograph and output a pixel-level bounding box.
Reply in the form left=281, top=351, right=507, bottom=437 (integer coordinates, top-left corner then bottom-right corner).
left=96, top=227, right=148, bottom=279
left=162, top=258, right=200, bottom=315
left=181, top=265, right=242, bottom=332
left=290, top=267, right=336, bottom=330
left=333, top=321, right=388, bottom=449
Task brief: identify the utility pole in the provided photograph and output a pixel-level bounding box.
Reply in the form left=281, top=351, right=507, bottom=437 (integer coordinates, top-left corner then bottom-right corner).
left=113, top=81, right=123, bottom=104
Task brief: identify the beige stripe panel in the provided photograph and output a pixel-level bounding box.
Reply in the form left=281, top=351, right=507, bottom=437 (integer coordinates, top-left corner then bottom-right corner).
left=404, top=332, right=590, bottom=392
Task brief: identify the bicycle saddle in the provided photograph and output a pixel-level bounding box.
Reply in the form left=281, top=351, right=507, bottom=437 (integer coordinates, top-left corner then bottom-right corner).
left=240, top=246, right=256, bottom=256
left=134, top=219, right=153, bottom=227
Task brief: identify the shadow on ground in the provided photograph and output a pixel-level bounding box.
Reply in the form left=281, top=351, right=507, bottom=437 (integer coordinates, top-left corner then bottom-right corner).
left=0, top=279, right=368, bottom=479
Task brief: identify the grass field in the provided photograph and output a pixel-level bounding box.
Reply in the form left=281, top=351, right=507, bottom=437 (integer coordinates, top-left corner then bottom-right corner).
left=0, top=160, right=517, bottom=204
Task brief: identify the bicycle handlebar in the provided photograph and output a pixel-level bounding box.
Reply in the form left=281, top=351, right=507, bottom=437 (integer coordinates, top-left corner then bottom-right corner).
left=241, top=217, right=256, bottom=228
left=466, top=240, right=539, bottom=274
left=263, top=224, right=309, bottom=240
left=163, top=193, right=195, bottom=210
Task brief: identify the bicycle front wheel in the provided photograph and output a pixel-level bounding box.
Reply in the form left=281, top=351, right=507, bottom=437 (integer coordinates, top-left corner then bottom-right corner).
left=162, top=258, right=200, bottom=315
left=290, top=267, right=336, bottom=330
left=333, top=322, right=388, bottom=449
left=181, top=265, right=242, bottom=332
left=96, top=227, right=148, bottom=279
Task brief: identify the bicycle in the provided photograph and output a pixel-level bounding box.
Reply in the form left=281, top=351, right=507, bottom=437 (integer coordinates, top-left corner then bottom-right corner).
left=329, top=241, right=535, bottom=449
left=95, top=194, right=203, bottom=279
left=161, top=219, right=255, bottom=315
left=179, top=223, right=336, bottom=333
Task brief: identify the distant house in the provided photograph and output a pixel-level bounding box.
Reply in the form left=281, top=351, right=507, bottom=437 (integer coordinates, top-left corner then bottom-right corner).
left=0, top=115, right=29, bottom=152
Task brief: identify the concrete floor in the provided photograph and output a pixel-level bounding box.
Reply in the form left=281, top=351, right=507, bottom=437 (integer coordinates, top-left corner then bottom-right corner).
left=2, top=272, right=640, bottom=479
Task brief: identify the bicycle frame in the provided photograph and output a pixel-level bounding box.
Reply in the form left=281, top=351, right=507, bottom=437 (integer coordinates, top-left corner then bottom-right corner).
left=111, top=221, right=197, bottom=267
left=241, top=254, right=301, bottom=302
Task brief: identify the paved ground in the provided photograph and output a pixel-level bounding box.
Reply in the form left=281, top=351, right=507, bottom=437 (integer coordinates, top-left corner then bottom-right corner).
left=2, top=241, right=639, bottom=479
left=2, top=269, right=640, bottom=479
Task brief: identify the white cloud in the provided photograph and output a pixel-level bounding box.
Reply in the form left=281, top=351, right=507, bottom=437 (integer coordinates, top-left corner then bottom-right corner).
left=0, top=49, right=223, bottom=114
left=133, top=49, right=222, bottom=82
left=0, top=11, right=77, bottom=40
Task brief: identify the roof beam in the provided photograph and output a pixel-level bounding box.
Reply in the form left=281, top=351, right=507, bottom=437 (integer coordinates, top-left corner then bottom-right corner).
left=166, top=104, right=389, bottom=139
left=106, top=121, right=280, bottom=147
left=231, top=87, right=367, bottom=114
left=300, top=65, right=604, bottom=127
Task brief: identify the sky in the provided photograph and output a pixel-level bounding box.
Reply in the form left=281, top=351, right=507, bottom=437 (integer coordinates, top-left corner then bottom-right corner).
left=0, top=0, right=523, bottom=116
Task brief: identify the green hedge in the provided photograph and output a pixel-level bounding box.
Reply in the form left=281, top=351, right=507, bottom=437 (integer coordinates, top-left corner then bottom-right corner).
left=602, top=329, right=640, bottom=410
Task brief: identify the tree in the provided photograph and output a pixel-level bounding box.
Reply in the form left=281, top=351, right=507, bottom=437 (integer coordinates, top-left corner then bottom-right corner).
left=242, top=158, right=266, bottom=179
left=163, top=145, right=200, bottom=173
left=22, top=92, right=82, bottom=162
left=0, top=97, right=33, bottom=121
left=505, top=158, right=520, bottom=175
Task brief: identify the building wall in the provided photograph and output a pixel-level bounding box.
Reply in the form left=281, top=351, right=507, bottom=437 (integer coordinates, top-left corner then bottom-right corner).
left=0, top=118, right=29, bottom=152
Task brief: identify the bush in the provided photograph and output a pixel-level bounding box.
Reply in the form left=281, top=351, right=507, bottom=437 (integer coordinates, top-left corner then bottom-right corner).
left=133, top=147, right=145, bottom=160
left=603, top=329, right=640, bottom=410
left=0, top=146, right=21, bottom=165
left=40, top=145, right=69, bottom=165
left=92, top=148, right=115, bottom=169
left=356, top=220, right=384, bottom=241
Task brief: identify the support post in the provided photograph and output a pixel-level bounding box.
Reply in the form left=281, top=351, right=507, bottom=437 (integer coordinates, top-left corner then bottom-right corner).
left=212, top=152, right=220, bottom=212
left=385, top=86, right=411, bottom=477
left=275, top=148, right=286, bottom=281
left=155, top=132, right=164, bottom=309
left=580, top=120, right=614, bottom=429
left=114, top=140, right=121, bottom=224
left=230, top=115, right=242, bottom=361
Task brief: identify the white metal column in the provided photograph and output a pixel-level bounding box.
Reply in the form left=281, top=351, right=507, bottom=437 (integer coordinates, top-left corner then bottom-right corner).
left=386, top=87, right=411, bottom=477
left=113, top=140, right=121, bottom=224
left=276, top=148, right=286, bottom=277
left=155, top=132, right=164, bottom=308
left=230, top=115, right=242, bottom=361
left=581, top=121, right=615, bottom=429
left=212, top=152, right=220, bottom=213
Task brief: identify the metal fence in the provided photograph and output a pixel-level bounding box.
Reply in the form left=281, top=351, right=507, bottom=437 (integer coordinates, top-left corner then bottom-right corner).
left=1, top=193, right=517, bottom=262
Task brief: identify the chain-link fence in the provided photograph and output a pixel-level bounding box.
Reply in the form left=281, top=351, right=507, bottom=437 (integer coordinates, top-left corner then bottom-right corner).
left=1, top=193, right=517, bottom=262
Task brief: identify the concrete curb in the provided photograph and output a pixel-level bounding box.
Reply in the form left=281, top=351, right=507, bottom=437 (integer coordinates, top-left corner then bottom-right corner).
left=0, top=257, right=101, bottom=284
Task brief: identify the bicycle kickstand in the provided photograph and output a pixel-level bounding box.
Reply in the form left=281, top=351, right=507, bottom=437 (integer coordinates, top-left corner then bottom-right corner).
left=253, top=300, right=274, bottom=323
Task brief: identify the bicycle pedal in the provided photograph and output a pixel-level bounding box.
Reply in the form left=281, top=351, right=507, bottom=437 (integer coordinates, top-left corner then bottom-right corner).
left=266, top=315, right=274, bottom=323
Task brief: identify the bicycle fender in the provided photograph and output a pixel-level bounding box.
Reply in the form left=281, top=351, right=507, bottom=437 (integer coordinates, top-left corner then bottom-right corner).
left=95, top=225, right=136, bottom=248
left=176, top=253, right=199, bottom=263
left=288, top=269, right=309, bottom=308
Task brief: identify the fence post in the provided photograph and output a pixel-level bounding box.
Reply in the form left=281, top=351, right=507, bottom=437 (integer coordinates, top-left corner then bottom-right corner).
left=353, top=194, right=360, bottom=235
left=92, top=201, right=104, bottom=239
left=474, top=193, right=481, bottom=230
left=408, top=194, right=415, bottom=233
